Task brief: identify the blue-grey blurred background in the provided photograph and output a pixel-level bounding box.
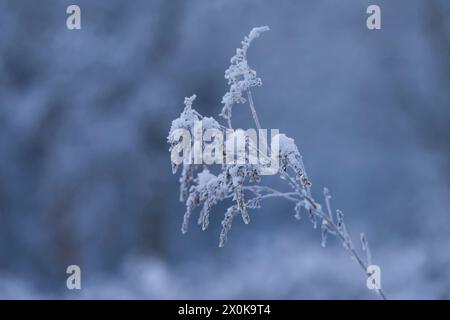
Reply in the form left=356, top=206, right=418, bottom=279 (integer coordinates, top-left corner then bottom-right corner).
left=0, top=0, right=449, bottom=299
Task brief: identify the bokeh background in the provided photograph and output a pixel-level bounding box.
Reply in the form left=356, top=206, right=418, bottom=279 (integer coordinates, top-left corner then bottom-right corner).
left=0, top=0, right=449, bottom=299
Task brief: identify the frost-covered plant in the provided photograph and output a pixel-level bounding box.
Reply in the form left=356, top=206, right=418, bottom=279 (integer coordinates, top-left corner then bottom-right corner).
left=168, top=26, right=387, bottom=299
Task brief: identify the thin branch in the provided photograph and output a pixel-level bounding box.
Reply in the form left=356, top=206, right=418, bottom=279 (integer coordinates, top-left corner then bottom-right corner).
left=247, top=90, right=262, bottom=131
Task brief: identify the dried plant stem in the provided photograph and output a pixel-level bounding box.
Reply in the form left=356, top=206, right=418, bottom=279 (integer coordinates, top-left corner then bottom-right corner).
left=227, top=117, right=232, bottom=130
left=170, top=26, right=387, bottom=300
left=247, top=90, right=262, bottom=131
